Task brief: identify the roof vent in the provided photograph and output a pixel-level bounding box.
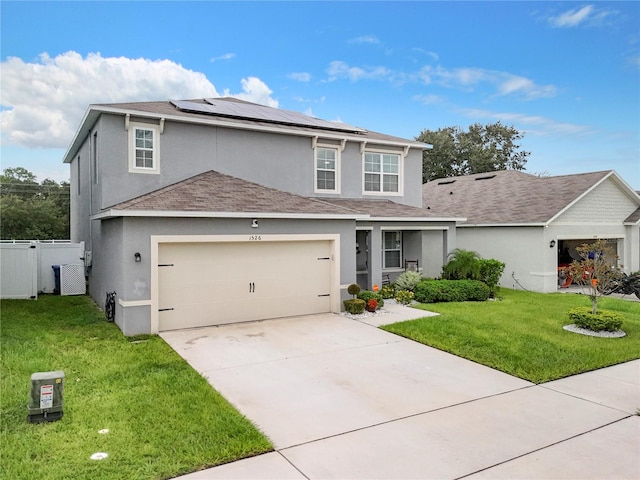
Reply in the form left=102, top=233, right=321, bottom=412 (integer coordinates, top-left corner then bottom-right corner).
left=475, top=175, right=496, bottom=181
left=437, top=179, right=456, bottom=185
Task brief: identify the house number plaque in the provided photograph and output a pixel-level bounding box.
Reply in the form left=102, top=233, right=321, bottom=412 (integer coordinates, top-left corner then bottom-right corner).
left=248, top=235, right=262, bottom=241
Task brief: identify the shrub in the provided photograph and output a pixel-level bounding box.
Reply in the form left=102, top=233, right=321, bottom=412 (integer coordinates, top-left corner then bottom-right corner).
left=478, top=258, right=505, bottom=296
left=380, top=284, right=395, bottom=299
left=343, top=298, right=366, bottom=314
left=414, top=279, right=490, bottom=303
left=442, top=249, right=481, bottom=280
left=347, top=283, right=361, bottom=299
left=395, top=271, right=422, bottom=291
left=568, top=307, right=624, bottom=332
left=357, top=290, right=384, bottom=309
left=395, top=290, right=415, bottom=305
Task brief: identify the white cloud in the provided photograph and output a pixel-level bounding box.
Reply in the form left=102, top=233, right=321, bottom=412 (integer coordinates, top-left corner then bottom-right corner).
left=547, top=5, right=618, bottom=28
left=459, top=108, right=594, bottom=136
left=0, top=51, right=278, bottom=149
left=412, top=48, right=439, bottom=62
left=349, top=35, right=380, bottom=44
left=288, top=72, right=312, bottom=82
left=419, top=66, right=557, bottom=100
left=223, top=77, right=279, bottom=108
left=549, top=5, right=594, bottom=27
left=326, top=60, right=392, bottom=82
left=1, top=51, right=218, bottom=148
left=497, top=74, right=558, bottom=99
left=327, top=60, right=556, bottom=100
left=210, top=53, right=236, bottom=62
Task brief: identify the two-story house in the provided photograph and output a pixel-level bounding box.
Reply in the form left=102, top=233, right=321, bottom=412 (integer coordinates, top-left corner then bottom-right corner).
left=63, top=98, right=462, bottom=335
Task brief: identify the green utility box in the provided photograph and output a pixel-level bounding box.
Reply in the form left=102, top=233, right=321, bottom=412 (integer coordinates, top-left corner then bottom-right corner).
left=27, top=371, right=65, bottom=423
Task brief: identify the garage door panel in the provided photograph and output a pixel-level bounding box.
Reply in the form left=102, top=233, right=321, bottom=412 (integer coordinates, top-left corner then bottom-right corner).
left=158, top=240, right=334, bottom=331
left=159, top=280, right=249, bottom=308
left=160, top=300, right=260, bottom=331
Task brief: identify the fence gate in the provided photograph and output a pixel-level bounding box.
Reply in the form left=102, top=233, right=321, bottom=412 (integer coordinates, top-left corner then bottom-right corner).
left=0, top=243, right=38, bottom=299
left=0, top=241, right=85, bottom=299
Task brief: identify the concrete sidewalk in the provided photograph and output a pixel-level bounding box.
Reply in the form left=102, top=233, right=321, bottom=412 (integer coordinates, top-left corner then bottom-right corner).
left=165, top=304, right=640, bottom=480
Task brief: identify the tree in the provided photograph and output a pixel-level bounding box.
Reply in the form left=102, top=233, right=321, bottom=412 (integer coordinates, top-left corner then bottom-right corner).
left=0, top=168, right=70, bottom=240
left=417, top=121, right=530, bottom=183
left=567, top=240, right=620, bottom=314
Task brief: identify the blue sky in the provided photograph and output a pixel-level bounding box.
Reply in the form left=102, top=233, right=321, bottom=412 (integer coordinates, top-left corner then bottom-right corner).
left=1, top=1, right=639, bottom=188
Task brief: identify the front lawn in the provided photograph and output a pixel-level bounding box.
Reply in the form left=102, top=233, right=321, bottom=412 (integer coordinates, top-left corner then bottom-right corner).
left=0, top=295, right=272, bottom=480
left=383, top=289, right=640, bottom=383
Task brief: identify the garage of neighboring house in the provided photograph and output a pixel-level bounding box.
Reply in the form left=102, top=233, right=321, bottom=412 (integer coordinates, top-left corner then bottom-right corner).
left=154, top=236, right=337, bottom=331
left=422, top=170, right=640, bottom=293
left=557, top=238, right=620, bottom=267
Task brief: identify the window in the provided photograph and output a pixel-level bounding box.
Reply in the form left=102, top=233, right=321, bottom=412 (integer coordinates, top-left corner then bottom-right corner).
left=383, top=231, right=402, bottom=269
left=315, top=146, right=339, bottom=193
left=364, top=151, right=400, bottom=194
left=129, top=122, right=159, bottom=174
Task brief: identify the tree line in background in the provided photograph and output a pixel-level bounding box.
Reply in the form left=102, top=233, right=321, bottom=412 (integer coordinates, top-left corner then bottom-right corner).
left=0, top=167, right=70, bottom=240
left=0, top=122, right=529, bottom=239
left=417, top=121, right=530, bottom=183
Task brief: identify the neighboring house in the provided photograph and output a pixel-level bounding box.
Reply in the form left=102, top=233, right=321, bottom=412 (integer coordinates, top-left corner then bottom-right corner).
left=423, top=170, right=640, bottom=293
left=63, top=98, right=461, bottom=335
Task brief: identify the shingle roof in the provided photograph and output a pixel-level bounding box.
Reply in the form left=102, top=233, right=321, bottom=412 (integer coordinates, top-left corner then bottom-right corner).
left=91, top=98, right=425, bottom=147
left=422, top=170, right=613, bottom=225
left=318, top=198, right=460, bottom=220
left=111, top=170, right=360, bottom=216
left=107, top=170, right=452, bottom=221
left=626, top=207, right=640, bottom=224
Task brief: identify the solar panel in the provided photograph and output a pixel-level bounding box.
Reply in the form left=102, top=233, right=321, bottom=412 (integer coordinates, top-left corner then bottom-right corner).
left=170, top=99, right=366, bottom=134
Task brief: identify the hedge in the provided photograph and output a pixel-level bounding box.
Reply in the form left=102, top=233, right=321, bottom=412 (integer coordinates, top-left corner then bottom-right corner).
left=343, top=298, right=366, bottom=314
left=414, top=279, right=490, bottom=303
left=568, top=307, right=624, bottom=332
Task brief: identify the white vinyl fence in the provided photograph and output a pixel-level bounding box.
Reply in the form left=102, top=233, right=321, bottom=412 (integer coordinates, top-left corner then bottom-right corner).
left=0, top=241, right=85, bottom=299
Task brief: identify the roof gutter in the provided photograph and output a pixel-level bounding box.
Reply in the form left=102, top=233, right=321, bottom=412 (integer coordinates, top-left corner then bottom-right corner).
left=457, top=222, right=548, bottom=228
left=91, top=209, right=367, bottom=221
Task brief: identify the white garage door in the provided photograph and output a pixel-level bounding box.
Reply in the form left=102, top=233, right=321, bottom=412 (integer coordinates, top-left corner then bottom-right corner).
left=158, top=240, right=333, bottom=331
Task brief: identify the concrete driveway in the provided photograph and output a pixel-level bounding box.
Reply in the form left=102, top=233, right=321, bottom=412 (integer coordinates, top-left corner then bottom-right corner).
left=162, top=304, right=640, bottom=479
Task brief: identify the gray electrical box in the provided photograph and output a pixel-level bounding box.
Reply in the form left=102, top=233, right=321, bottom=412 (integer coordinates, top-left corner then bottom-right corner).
left=27, top=371, right=64, bottom=423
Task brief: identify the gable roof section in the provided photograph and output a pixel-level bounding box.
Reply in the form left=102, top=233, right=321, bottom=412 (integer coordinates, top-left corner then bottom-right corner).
left=94, top=170, right=458, bottom=223
left=422, top=170, right=621, bottom=225
left=64, top=98, right=428, bottom=164
left=95, top=170, right=361, bottom=219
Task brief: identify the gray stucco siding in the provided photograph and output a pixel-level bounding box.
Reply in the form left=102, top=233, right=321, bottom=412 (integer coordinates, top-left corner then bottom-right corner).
left=456, top=226, right=548, bottom=292
left=69, top=132, right=93, bottom=244
left=92, top=215, right=355, bottom=335
left=90, top=113, right=426, bottom=212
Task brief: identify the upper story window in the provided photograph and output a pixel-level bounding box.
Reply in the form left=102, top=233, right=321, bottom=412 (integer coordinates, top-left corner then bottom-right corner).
left=364, top=151, right=401, bottom=195
left=315, top=146, right=340, bottom=193
left=129, top=122, right=160, bottom=174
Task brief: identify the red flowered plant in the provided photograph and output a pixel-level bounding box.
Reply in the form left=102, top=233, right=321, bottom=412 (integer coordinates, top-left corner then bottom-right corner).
left=366, top=299, right=378, bottom=312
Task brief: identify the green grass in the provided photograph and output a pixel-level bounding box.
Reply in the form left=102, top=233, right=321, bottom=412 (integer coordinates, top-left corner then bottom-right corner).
left=1, top=295, right=272, bottom=480
left=383, top=289, right=640, bottom=383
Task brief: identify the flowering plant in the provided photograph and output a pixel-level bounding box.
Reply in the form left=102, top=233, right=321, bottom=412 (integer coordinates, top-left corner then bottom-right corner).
left=395, top=290, right=414, bottom=305
left=366, top=299, right=378, bottom=312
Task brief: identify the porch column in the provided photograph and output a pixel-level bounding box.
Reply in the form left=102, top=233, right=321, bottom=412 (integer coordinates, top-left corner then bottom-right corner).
left=369, top=225, right=383, bottom=288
